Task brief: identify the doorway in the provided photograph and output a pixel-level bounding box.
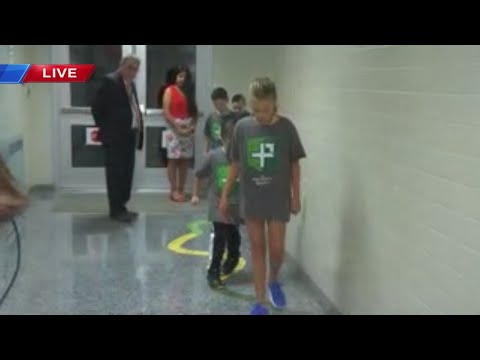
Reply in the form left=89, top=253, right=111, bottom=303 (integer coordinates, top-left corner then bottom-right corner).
left=51, top=45, right=213, bottom=192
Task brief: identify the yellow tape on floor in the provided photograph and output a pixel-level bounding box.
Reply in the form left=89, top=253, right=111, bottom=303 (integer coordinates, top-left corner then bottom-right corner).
left=167, top=220, right=246, bottom=280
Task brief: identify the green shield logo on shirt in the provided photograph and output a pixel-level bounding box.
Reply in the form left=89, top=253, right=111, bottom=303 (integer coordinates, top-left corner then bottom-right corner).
left=215, top=165, right=238, bottom=198
left=211, top=120, right=221, bottom=141
left=246, top=136, right=278, bottom=172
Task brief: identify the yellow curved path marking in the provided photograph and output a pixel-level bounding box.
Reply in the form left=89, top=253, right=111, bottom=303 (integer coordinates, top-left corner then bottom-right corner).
left=167, top=220, right=246, bottom=280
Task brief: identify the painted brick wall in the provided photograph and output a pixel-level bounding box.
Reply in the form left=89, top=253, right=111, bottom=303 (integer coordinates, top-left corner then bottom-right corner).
left=277, top=45, right=480, bottom=314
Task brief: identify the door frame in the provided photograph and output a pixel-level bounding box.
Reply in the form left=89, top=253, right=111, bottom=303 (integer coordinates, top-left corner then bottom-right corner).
left=50, top=45, right=213, bottom=193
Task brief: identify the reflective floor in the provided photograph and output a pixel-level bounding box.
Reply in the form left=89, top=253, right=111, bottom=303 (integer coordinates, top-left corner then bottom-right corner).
left=0, top=190, right=326, bottom=315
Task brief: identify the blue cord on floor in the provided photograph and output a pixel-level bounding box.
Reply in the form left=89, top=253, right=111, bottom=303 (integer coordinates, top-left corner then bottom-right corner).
left=0, top=219, right=21, bottom=308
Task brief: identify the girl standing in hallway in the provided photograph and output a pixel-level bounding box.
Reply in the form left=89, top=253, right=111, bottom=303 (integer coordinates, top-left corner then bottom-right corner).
left=158, top=66, right=198, bottom=202
left=220, top=77, right=306, bottom=315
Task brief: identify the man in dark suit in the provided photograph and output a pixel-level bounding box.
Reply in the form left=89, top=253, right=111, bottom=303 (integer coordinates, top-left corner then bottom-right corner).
left=91, top=55, right=144, bottom=223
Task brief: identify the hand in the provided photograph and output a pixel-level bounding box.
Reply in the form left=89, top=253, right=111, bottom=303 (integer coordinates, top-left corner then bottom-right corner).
left=174, top=125, right=186, bottom=136
left=219, top=195, right=230, bottom=222
left=0, top=192, right=28, bottom=221
left=291, top=196, right=301, bottom=215
left=191, top=195, right=200, bottom=205
left=181, top=126, right=195, bottom=136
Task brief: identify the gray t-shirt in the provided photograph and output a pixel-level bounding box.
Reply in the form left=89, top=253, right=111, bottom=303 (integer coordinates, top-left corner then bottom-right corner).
left=230, top=116, right=306, bottom=223
left=195, top=147, right=241, bottom=224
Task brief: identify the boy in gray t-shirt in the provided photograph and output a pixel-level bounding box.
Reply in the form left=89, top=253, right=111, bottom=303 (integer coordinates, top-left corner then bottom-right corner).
left=192, top=120, right=241, bottom=289
left=220, top=78, right=306, bottom=315
left=203, top=88, right=237, bottom=249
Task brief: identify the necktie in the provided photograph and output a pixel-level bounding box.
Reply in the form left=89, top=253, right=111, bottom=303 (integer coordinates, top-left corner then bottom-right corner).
left=126, top=83, right=141, bottom=129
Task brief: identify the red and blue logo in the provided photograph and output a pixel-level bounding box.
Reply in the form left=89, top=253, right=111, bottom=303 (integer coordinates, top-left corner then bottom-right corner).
left=0, top=64, right=95, bottom=84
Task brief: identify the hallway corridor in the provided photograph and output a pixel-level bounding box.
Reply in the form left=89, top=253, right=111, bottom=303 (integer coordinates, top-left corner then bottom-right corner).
left=0, top=190, right=326, bottom=315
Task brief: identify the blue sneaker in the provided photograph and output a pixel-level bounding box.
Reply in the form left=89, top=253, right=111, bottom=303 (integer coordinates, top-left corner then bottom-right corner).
left=250, top=303, right=269, bottom=315
left=268, top=282, right=287, bottom=309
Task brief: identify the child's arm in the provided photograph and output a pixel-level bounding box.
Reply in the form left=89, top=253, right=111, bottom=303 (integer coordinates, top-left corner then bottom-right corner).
left=222, top=161, right=240, bottom=199
left=203, top=116, right=211, bottom=153
left=219, top=161, right=240, bottom=221
left=291, top=161, right=301, bottom=215
left=289, top=121, right=306, bottom=215
left=205, top=138, right=211, bottom=154
left=220, top=122, right=241, bottom=221
left=191, top=177, right=202, bottom=205
left=191, top=152, right=213, bottom=205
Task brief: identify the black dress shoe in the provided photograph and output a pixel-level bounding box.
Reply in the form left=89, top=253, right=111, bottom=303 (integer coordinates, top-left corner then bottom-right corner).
left=126, top=211, right=139, bottom=220
left=110, top=212, right=132, bottom=223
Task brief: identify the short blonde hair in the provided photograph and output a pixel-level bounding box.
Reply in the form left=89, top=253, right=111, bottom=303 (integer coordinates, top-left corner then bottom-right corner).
left=249, top=77, right=277, bottom=101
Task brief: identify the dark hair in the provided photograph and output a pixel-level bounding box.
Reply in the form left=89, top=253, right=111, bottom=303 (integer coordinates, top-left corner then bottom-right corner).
left=211, top=87, right=229, bottom=101
left=232, top=94, right=246, bottom=103
left=157, top=65, right=198, bottom=118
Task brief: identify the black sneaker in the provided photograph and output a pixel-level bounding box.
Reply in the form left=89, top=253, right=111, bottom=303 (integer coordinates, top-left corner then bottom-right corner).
left=207, top=270, right=225, bottom=290
left=222, top=257, right=240, bottom=276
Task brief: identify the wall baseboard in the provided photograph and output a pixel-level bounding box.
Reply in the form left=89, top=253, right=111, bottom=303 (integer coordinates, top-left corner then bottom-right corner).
left=286, top=253, right=343, bottom=315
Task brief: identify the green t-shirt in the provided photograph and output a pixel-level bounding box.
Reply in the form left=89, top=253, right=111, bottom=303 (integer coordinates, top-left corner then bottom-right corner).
left=204, top=111, right=236, bottom=151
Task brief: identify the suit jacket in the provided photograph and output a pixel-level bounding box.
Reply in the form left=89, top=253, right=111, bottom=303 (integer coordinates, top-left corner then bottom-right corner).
left=91, top=72, right=144, bottom=150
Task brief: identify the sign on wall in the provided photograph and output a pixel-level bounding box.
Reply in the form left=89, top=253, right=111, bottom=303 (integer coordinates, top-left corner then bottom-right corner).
left=86, top=127, right=102, bottom=146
